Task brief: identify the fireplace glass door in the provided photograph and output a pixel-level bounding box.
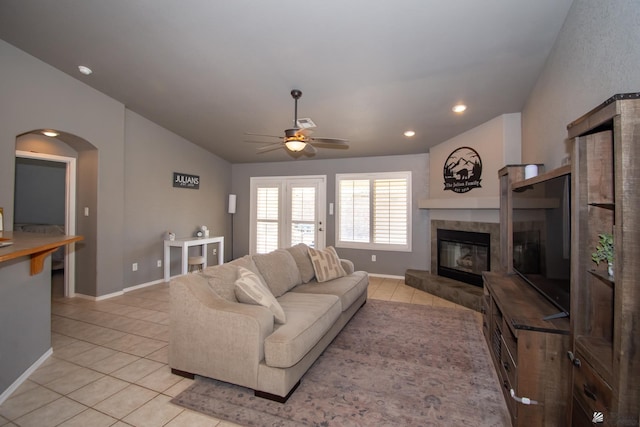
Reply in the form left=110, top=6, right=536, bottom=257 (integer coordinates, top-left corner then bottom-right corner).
left=437, top=229, right=490, bottom=286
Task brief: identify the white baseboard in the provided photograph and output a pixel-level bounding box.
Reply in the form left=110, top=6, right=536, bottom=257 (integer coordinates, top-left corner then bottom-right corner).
left=124, top=279, right=165, bottom=293
left=369, top=273, right=405, bottom=280
left=74, top=290, right=124, bottom=301
left=74, top=279, right=167, bottom=302
left=0, top=348, right=52, bottom=405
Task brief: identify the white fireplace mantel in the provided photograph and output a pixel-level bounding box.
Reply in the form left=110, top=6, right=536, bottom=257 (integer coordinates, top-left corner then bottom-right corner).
left=418, top=197, right=499, bottom=210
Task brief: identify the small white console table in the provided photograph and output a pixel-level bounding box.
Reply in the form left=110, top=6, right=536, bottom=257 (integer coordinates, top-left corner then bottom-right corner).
left=164, top=235, right=224, bottom=282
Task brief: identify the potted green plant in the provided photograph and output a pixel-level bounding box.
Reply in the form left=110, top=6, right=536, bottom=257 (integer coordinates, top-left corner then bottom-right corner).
left=592, top=232, right=614, bottom=277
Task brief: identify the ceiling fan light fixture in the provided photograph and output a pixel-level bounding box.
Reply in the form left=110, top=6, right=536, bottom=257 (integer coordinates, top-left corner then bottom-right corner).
left=42, top=130, right=59, bottom=137
left=285, top=140, right=307, bottom=152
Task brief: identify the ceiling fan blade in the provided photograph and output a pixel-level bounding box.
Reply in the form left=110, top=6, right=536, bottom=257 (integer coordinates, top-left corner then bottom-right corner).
left=309, top=137, right=349, bottom=144
left=303, top=143, right=318, bottom=155
left=244, top=132, right=283, bottom=139
left=245, top=139, right=283, bottom=144
left=256, top=143, right=284, bottom=153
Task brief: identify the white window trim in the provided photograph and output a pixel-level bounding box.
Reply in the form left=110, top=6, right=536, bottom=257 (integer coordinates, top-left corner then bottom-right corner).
left=335, top=171, right=412, bottom=252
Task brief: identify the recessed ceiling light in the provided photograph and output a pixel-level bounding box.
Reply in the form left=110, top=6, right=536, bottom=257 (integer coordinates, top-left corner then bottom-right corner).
left=78, top=65, right=93, bottom=75
left=42, top=130, right=59, bottom=137
left=452, top=104, right=467, bottom=113
left=404, top=130, right=416, bottom=137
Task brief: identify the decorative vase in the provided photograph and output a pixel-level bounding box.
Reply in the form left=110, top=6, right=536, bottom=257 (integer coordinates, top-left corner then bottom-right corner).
left=608, top=262, right=614, bottom=278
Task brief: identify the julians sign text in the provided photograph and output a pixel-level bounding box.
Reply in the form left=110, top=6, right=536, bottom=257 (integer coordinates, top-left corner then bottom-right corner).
left=173, top=172, right=200, bottom=189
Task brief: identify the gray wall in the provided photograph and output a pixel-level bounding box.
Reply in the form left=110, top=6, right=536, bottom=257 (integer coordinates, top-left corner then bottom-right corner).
left=14, top=158, right=66, bottom=225
left=231, top=153, right=430, bottom=276
left=124, top=110, right=231, bottom=286
left=0, top=39, right=125, bottom=297
left=522, top=0, right=640, bottom=169
left=1, top=40, right=232, bottom=296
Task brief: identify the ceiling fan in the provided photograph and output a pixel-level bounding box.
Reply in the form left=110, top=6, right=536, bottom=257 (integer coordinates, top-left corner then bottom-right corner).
left=246, top=89, right=349, bottom=155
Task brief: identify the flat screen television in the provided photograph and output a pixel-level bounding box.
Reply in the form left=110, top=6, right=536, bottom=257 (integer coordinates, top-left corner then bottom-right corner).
left=511, top=170, right=571, bottom=318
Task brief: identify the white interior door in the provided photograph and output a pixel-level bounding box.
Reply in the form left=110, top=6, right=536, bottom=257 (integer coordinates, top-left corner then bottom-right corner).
left=250, top=176, right=326, bottom=254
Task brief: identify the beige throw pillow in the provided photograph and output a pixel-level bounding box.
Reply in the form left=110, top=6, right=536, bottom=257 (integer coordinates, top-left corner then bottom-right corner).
left=234, top=267, right=286, bottom=324
left=308, top=246, right=347, bottom=283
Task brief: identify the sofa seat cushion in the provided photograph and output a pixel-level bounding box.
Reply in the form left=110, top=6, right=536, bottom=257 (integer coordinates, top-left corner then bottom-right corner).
left=264, top=293, right=341, bottom=368
left=291, top=271, right=368, bottom=312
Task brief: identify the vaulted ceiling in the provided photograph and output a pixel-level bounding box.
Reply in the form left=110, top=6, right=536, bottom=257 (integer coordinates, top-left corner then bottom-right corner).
left=0, top=0, right=573, bottom=163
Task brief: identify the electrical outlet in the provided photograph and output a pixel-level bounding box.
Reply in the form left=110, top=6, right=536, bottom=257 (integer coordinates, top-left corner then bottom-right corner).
left=157, top=260, right=162, bottom=268
left=132, top=263, right=138, bottom=271
left=371, top=255, right=376, bottom=262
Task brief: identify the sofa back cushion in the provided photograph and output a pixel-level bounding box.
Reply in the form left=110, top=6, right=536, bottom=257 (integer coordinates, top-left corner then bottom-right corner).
left=229, top=255, right=263, bottom=277
left=253, top=249, right=302, bottom=297
left=200, top=263, right=239, bottom=302
left=308, top=246, right=347, bottom=283
left=285, top=243, right=315, bottom=283
left=235, top=267, right=287, bottom=324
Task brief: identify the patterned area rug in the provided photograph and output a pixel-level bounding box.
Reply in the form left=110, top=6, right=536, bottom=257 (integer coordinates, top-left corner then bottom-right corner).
left=171, top=300, right=510, bottom=426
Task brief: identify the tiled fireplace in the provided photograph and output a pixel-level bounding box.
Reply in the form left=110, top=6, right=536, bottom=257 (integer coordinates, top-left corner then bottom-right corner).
left=431, top=220, right=500, bottom=285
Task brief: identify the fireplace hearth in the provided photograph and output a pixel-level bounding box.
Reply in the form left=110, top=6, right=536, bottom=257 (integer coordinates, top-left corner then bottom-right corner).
left=437, top=228, right=490, bottom=286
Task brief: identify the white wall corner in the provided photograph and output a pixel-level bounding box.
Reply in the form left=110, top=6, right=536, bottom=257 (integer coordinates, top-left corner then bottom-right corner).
left=502, top=112, right=522, bottom=165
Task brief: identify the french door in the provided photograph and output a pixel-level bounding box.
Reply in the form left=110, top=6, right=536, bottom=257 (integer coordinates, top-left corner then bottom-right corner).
left=250, top=176, right=326, bottom=254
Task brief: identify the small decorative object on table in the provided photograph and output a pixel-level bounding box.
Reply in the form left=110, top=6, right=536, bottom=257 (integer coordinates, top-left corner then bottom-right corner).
left=591, top=232, right=614, bottom=278
left=166, top=231, right=176, bottom=241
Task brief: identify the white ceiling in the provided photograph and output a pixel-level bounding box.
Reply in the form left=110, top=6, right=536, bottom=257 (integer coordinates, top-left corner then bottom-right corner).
left=0, top=0, right=573, bottom=163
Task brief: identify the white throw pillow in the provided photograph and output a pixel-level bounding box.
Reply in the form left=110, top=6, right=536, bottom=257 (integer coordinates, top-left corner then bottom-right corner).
left=308, top=246, right=347, bottom=283
left=234, top=267, right=287, bottom=324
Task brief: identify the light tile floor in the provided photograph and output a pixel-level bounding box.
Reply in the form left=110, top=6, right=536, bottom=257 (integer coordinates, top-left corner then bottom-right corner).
left=0, top=275, right=474, bottom=427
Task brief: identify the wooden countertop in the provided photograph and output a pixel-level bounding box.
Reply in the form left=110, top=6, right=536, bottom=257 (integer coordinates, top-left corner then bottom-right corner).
left=0, top=231, right=83, bottom=275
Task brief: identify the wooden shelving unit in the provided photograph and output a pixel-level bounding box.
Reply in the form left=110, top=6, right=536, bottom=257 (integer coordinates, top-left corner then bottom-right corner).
left=568, top=93, right=640, bottom=426
left=498, top=164, right=544, bottom=273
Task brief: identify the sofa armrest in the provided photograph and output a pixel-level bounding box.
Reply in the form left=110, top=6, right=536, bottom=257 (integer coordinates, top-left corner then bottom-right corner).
left=340, top=259, right=355, bottom=275
left=169, top=274, right=274, bottom=389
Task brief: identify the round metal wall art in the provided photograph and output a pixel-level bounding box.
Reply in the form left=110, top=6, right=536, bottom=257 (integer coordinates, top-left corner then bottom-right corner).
left=443, top=146, right=482, bottom=193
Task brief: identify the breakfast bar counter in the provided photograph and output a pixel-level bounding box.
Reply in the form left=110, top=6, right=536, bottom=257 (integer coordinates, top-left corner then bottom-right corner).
left=0, top=231, right=83, bottom=275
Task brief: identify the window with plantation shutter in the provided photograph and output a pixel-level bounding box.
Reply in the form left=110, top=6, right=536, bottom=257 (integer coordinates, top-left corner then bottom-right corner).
left=336, top=172, right=411, bottom=251
left=255, top=186, right=279, bottom=253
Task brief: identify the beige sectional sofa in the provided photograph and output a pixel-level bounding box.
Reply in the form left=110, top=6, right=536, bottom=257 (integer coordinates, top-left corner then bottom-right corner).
left=169, top=244, right=369, bottom=402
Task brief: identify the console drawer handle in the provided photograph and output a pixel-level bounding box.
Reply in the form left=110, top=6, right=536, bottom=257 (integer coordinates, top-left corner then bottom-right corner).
left=567, top=351, right=581, bottom=367
left=583, top=384, right=597, bottom=401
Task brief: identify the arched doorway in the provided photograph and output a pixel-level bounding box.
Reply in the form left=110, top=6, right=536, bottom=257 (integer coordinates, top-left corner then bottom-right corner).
left=15, top=130, right=98, bottom=297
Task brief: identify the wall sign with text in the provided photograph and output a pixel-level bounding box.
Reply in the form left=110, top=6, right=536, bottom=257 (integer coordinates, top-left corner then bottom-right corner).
left=173, top=172, right=200, bottom=189
left=443, top=146, right=482, bottom=193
